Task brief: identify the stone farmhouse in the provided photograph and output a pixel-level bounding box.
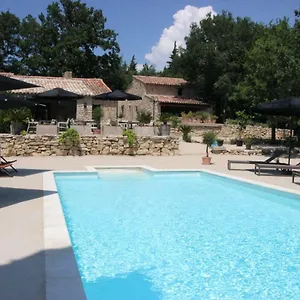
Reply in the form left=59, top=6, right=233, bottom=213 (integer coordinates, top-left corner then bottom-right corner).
left=123, top=75, right=210, bottom=121
left=0, top=71, right=116, bottom=122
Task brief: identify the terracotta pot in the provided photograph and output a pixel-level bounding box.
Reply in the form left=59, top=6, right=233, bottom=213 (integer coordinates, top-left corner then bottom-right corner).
left=93, top=129, right=101, bottom=135
left=202, top=156, right=212, bottom=165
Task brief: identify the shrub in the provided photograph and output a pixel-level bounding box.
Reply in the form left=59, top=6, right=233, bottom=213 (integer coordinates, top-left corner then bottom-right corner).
left=92, top=106, right=103, bottom=123
left=59, top=128, right=80, bottom=145
left=170, top=115, right=180, bottom=128
left=20, top=130, right=27, bottom=136
left=159, top=113, right=171, bottom=124
left=123, top=129, right=137, bottom=147
left=136, top=110, right=152, bottom=124
left=202, top=131, right=217, bottom=157
left=179, top=125, right=192, bottom=142
left=200, top=111, right=210, bottom=121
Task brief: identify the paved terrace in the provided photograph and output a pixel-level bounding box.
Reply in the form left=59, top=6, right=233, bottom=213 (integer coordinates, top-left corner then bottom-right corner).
left=1, top=142, right=300, bottom=300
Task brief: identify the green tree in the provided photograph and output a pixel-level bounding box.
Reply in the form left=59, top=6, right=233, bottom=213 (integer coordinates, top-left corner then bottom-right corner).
left=0, top=11, right=20, bottom=72
left=236, top=19, right=300, bottom=108
left=128, top=55, right=137, bottom=73
left=162, top=41, right=183, bottom=77
left=181, top=11, right=264, bottom=121
left=17, top=0, right=122, bottom=81
left=138, top=63, right=158, bottom=76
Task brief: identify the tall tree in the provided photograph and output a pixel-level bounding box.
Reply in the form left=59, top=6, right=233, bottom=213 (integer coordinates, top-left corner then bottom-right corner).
left=181, top=11, right=264, bottom=120
left=162, top=41, right=183, bottom=77
left=128, top=55, right=137, bottom=73
left=0, top=11, right=20, bottom=72
left=17, top=0, right=121, bottom=80
left=138, top=63, right=158, bottom=76
left=235, top=19, right=300, bottom=108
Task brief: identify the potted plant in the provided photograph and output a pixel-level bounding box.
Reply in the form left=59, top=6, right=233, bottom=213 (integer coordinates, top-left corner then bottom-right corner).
left=123, top=129, right=137, bottom=155
left=159, top=113, right=171, bottom=136
left=4, top=108, right=31, bottom=135
left=92, top=106, right=103, bottom=134
left=136, top=109, right=152, bottom=126
left=244, top=136, right=253, bottom=150
left=202, top=131, right=217, bottom=165
left=235, top=110, right=249, bottom=147
left=58, top=128, right=81, bottom=155
left=170, top=115, right=180, bottom=128
left=210, top=115, right=217, bottom=124
left=201, top=111, right=210, bottom=123
left=216, top=138, right=224, bottom=146
left=179, top=125, right=192, bottom=142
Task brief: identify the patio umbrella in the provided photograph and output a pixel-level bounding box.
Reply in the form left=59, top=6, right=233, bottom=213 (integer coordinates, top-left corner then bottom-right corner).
left=252, top=97, right=300, bottom=164
left=35, top=88, right=82, bottom=99
left=0, top=94, right=45, bottom=110
left=93, top=90, right=142, bottom=101
left=0, top=74, right=39, bottom=91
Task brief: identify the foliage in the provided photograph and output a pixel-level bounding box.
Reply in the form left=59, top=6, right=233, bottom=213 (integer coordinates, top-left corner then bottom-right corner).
left=92, top=106, right=103, bottom=123
left=0, top=107, right=32, bottom=123
left=20, top=130, right=27, bottom=136
left=181, top=11, right=264, bottom=120
left=138, top=63, right=157, bottom=76
left=136, top=109, right=152, bottom=124
left=179, top=125, right=192, bottom=142
left=202, top=131, right=217, bottom=157
left=235, top=110, right=251, bottom=139
left=159, top=113, right=171, bottom=124
left=169, top=115, right=180, bottom=128
left=244, top=136, right=253, bottom=146
left=122, top=129, right=137, bottom=147
left=59, top=128, right=80, bottom=145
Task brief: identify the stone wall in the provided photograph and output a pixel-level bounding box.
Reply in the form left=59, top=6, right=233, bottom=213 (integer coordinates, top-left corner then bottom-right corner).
left=172, top=124, right=290, bottom=141
left=0, top=135, right=179, bottom=157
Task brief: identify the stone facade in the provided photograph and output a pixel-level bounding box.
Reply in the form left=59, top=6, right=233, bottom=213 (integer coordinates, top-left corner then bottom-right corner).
left=172, top=124, right=290, bottom=141
left=0, top=135, right=179, bottom=157
left=76, top=98, right=118, bottom=123
left=125, top=77, right=202, bottom=121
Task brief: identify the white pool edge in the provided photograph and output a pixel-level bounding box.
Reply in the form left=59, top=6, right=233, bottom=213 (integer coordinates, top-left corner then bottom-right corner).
left=43, top=165, right=300, bottom=299
left=43, top=171, right=87, bottom=300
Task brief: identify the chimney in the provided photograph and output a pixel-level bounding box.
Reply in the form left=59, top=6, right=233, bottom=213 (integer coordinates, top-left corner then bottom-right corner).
left=63, top=71, right=73, bottom=79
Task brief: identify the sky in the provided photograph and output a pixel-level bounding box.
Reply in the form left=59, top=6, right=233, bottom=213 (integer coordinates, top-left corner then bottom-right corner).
left=1, top=0, right=299, bottom=71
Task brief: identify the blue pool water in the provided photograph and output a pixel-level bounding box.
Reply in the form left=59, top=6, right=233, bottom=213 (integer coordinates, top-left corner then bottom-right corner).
left=55, top=170, right=300, bottom=300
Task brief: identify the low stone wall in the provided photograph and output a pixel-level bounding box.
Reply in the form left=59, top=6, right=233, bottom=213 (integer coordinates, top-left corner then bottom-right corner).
left=0, top=135, right=179, bottom=156
left=172, top=124, right=290, bottom=141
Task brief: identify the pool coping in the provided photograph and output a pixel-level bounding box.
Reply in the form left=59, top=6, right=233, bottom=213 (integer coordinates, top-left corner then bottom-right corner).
left=43, top=166, right=300, bottom=299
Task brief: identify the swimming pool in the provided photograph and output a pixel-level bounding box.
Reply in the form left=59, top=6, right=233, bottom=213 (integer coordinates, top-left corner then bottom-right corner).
left=54, top=168, right=300, bottom=299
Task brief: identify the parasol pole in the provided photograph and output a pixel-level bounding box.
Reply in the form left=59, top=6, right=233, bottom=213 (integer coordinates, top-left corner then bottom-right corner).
left=288, top=116, right=293, bottom=165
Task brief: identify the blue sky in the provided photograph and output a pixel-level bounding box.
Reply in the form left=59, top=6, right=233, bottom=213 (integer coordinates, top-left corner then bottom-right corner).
left=1, top=0, right=299, bottom=69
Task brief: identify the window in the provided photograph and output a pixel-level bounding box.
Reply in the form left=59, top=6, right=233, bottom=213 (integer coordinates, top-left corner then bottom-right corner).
left=177, top=88, right=183, bottom=96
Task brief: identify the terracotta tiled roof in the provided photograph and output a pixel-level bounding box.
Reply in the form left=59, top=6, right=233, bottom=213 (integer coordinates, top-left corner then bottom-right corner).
left=148, top=95, right=208, bottom=106
left=133, top=75, right=188, bottom=86
left=0, top=72, right=111, bottom=96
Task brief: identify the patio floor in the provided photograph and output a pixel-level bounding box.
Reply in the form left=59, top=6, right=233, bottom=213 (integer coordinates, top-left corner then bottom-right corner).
left=1, top=142, right=299, bottom=300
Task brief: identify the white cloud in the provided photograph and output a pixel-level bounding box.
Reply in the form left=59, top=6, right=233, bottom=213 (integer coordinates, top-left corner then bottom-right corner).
left=145, top=5, right=216, bottom=70
left=136, top=63, right=144, bottom=72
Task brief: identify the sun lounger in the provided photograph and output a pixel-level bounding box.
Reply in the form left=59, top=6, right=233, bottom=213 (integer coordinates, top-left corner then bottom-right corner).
left=227, top=149, right=286, bottom=170
left=254, top=163, right=300, bottom=176
left=0, top=156, right=17, bottom=173
left=0, top=162, right=14, bottom=176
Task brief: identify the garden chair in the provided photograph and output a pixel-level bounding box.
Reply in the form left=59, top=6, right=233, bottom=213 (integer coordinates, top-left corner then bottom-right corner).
left=227, top=148, right=286, bottom=170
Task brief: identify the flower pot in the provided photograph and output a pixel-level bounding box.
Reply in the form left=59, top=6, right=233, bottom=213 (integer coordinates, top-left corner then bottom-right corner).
left=159, top=123, right=170, bottom=136
left=236, top=139, right=243, bottom=147
left=10, top=122, right=23, bottom=135
left=217, top=140, right=224, bottom=147
left=202, top=156, right=212, bottom=165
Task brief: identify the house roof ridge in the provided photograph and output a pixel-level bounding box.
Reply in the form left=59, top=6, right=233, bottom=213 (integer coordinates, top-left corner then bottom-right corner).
left=133, top=75, right=188, bottom=86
